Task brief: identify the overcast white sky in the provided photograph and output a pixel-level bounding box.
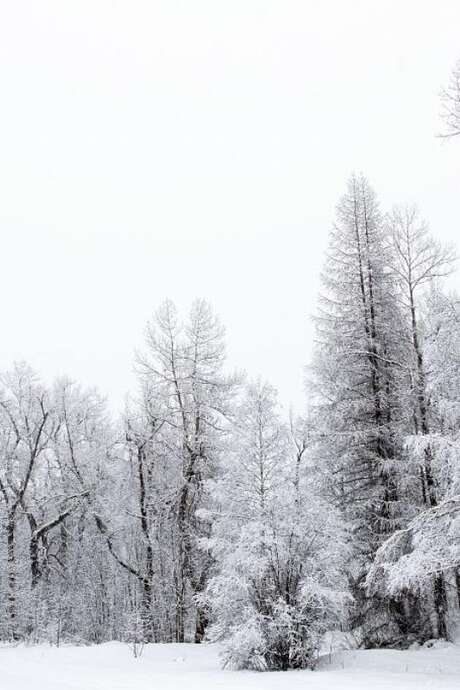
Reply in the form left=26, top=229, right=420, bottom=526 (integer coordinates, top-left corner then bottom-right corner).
left=0, top=1, right=459, bottom=413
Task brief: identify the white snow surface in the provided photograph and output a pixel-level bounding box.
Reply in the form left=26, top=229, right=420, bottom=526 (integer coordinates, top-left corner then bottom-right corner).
left=1, top=640, right=459, bottom=690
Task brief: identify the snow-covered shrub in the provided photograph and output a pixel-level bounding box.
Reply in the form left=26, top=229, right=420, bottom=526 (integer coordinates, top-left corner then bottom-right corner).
left=204, top=382, right=350, bottom=670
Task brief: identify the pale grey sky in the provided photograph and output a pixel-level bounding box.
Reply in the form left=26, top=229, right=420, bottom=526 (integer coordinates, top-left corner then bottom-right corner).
left=0, top=1, right=459, bottom=412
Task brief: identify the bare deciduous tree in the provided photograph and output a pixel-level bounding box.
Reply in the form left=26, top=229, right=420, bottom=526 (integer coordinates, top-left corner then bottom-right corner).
left=440, top=59, right=460, bottom=139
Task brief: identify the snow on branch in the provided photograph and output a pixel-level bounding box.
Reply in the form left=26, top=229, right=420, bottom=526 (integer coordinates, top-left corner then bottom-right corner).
left=366, top=496, right=460, bottom=596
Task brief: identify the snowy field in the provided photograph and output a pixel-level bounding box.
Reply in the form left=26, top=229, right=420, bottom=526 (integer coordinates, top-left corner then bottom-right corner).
left=1, top=640, right=459, bottom=690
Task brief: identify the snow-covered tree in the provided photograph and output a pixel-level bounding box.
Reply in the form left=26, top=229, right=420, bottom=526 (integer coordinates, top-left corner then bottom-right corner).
left=104, top=299, right=238, bottom=643
left=0, top=364, right=57, bottom=639
left=367, top=289, right=460, bottom=638
left=0, top=366, right=116, bottom=643
left=440, top=58, right=460, bottom=139
left=309, top=175, right=411, bottom=645
left=385, top=207, right=457, bottom=638
left=205, top=381, right=348, bottom=670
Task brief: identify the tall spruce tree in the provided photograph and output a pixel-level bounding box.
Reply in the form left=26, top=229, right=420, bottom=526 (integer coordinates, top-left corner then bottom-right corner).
left=310, top=174, right=409, bottom=645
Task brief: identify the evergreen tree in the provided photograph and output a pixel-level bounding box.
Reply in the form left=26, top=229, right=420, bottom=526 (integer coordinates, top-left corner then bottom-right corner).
left=310, top=175, right=410, bottom=645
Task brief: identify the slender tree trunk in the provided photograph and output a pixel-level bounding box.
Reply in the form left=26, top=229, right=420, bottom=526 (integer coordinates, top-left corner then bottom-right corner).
left=455, top=569, right=460, bottom=609
left=175, top=574, right=185, bottom=642
left=30, top=531, right=41, bottom=589
left=136, top=443, right=156, bottom=642
left=194, top=606, right=208, bottom=643
left=7, top=515, right=18, bottom=640
left=409, top=289, right=449, bottom=638
left=141, top=574, right=154, bottom=643
left=142, top=533, right=154, bottom=642
left=175, top=448, right=197, bottom=643
left=433, top=574, right=448, bottom=639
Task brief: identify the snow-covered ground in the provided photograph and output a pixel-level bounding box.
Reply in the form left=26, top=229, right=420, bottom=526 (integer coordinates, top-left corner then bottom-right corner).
left=1, top=640, right=459, bottom=690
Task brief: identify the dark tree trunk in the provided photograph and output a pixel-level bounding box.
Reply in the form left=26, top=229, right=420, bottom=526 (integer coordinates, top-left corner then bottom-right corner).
left=433, top=574, right=448, bottom=639
left=30, top=532, right=41, bottom=589
left=409, top=289, right=449, bottom=639
left=136, top=442, right=156, bottom=642
left=141, top=575, right=154, bottom=643
left=7, top=516, right=18, bottom=640
left=175, top=579, right=185, bottom=643
left=455, top=569, right=460, bottom=609
left=194, top=606, right=208, bottom=643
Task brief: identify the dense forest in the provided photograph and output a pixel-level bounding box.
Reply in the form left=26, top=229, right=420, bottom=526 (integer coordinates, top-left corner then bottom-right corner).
left=0, top=63, right=459, bottom=672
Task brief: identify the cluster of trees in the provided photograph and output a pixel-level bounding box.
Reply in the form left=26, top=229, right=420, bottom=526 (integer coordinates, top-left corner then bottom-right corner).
left=0, top=301, right=349, bottom=671
left=1, top=173, right=458, bottom=665
left=311, top=175, right=459, bottom=647
left=0, top=60, right=458, bottom=672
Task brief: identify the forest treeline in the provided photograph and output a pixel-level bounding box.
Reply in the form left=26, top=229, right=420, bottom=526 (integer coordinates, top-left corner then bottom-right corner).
left=0, top=173, right=459, bottom=670
left=1, top=63, right=460, bottom=671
